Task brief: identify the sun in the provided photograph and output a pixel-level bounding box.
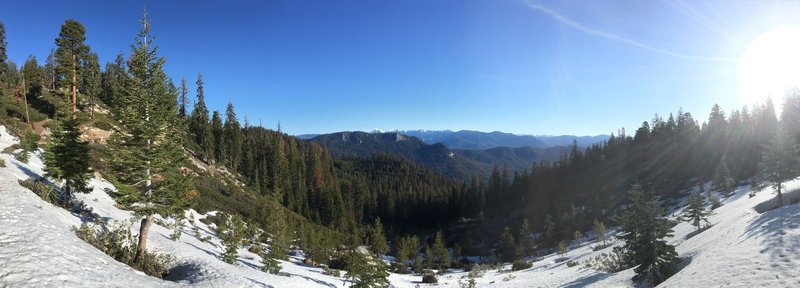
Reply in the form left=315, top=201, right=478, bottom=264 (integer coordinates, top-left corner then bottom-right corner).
left=739, top=25, right=800, bottom=108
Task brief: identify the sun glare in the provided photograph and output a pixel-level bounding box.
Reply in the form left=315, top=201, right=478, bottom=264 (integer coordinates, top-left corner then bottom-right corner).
left=740, top=25, right=800, bottom=109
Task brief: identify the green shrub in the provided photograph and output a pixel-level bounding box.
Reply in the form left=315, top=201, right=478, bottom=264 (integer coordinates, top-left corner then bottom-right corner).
left=511, top=260, right=532, bottom=271
left=422, top=274, right=438, bottom=283
left=584, top=247, right=631, bottom=273
left=19, top=178, right=58, bottom=204
left=73, top=223, right=174, bottom=278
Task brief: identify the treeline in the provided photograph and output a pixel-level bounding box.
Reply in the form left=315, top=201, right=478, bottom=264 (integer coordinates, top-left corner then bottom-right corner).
left=482, top=97, right=797, bottom=247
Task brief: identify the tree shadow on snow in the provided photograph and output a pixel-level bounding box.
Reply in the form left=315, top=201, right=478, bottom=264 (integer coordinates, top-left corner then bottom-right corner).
left=185, top=242, right=220, bottom=258
left=13, top=162, right=42, bottom=180
left=744, top=202, right=800, bottom=270
left=563, top=272, right=612, bottom=288
left=284, top=272, right=337, bottom=288
left=244, top=276, right=275, bottom=288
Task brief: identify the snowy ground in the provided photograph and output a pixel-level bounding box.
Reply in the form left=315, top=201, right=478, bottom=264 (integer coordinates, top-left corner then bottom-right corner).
left=1, top=124, right=799, bottom=287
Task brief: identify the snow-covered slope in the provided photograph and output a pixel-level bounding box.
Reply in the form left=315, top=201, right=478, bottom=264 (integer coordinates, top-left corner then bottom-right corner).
left=1, top=123, right=799, bottom=287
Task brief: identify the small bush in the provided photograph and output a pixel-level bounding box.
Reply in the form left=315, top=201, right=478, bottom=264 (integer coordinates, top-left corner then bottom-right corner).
left=584, top=247, right=631, bottom=273
left=422, top=274, right=438, bottom=283
left=19, top=178, right=58, bottom=205
left=566, top=260, right=579, bottom=267
left=73, top=223, right=174, bottom=278
left=0, top=158, right=5, bottom=167
left=511, top=260, right=532, bottom=271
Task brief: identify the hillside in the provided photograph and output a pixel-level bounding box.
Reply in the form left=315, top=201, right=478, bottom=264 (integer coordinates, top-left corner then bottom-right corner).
left=2, top=124, right=798, bottom=287
left=307, top=131, right=566, bottom=179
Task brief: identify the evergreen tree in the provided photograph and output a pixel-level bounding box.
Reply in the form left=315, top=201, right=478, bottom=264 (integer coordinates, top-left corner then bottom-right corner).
left=760, top=126, right=800, bottom=207
left=683, top=192, right=709, bottom=231
left=218, top=213, right=247, bottom=264
left=573, top=230, right=583, bottom=246
left=498, top=226, right=516, bottom=262
left=413, top=254, right=424, bottom=274
left=617, top=184, right=678, bottom=285
left=190, top=73, right=212, bottom=161
left=22, top=55, right=43, bottom=97
left=54, top=19, right=88, bottom=116
left=424, top=245, right=434, bottom=269
left=44, top=117, right=92, bottom=207
left=0, top=21, right=6, bottom=76
left=368, top=217, right=389, bottom=256
left=44, top=49, right=56, bottom=90
left=433, top=230, right=450, bottom=270
left=100, top=53, right=127, bottom=110
left=80, top=52, right=101, bottom=118
left=178, top=77, right=188, bottom=117
left=516, top=218, right=534, bottom=257
left=266, top=202, right=290, bottom=261
left=223, top=101, right=243, bottom=171
left=16, top=131, right=38, bottom=164
left=344, top=250, right=390, bottom=288
left=557, top=241, right=567, bottom=258
left=211, top=110, right=224, bottom=163
left=108, top=10, right=192, bottom=262
left=592, top=218, right=608, bottom=247
left=395, top=235, right=419, bottom=273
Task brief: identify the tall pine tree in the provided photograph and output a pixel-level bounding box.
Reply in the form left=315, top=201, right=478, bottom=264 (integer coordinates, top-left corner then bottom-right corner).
left=108, top=10, right=192, bottom=262
left=54, top=19, right=88, bottom=117
left=190, top=73, right=212, bottom=162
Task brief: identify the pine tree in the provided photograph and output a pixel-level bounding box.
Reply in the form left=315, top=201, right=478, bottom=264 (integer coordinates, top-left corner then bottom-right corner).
left=760, top=126, right=800, bottom=207
left=557, top=241, right=567, bottom=259
left=218, top=213, right=247, bottom=264
left=190, top=73, right=212, bottom=161
left=395, top=235, right=419, bottom=273
left=108, top=10, right=192, bottom=262
left=344, top=250, right=390, bottom=288
left=516, top=218, right=534, bottom=257
left=683, top=192, right=709, bottom=231
left=223, top=102, right=242, bottom=171
left=16, top=131, right=38, bottom=164
left=267, top=202, right=290, bottom=261
left=573, top=230, right=583, bottom=246
left=178, top=77, right=188, bottom=117
left=413, top=254, right=424, bottom=274
left=0, top=21, right=7, bottom=76
left=368, top=217, right=389, bottom=256
left=617, top=184, right=678, bottom=285
left=100, top=53, right=126, bottom=110
left=433, top=230, right=450, bottom=270
left=592, top=218, right=608, bottom=247
left=44, top=117, right=92, bottom=207
left=211, top=110, right=224, bottom=163
left=80, top=52, right=101, bottom=118
left=44, top=49, right=56, bottom=91
left=498, top=226, right=516, bottom=262
left=54, top=19, right=88, bottom=117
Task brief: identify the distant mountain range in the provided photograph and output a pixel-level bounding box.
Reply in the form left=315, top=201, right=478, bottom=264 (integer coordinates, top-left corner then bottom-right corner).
left=297, top=130, right=608, bottom=150
left=305, top=131, right=569, bottom=179
left=399, top=130, right=609, bottom=150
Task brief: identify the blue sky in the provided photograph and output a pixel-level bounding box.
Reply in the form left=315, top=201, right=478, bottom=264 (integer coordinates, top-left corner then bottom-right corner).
left=3, top=0, right=800, bottom=136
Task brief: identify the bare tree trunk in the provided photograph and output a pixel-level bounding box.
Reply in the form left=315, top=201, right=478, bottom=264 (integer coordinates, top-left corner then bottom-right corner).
left=21, top=73, right=31, bottom=128
left=72, top=53, right=77, bottom=119
left=135, top=214, right=153, bottom=262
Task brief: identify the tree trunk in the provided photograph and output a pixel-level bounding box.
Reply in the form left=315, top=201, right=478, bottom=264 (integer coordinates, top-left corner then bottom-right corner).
left=135, top=214, right=153, bottom=262
left=72, top=53, right=77, bottom=119
left=21, top=73, right=31, bottom=128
